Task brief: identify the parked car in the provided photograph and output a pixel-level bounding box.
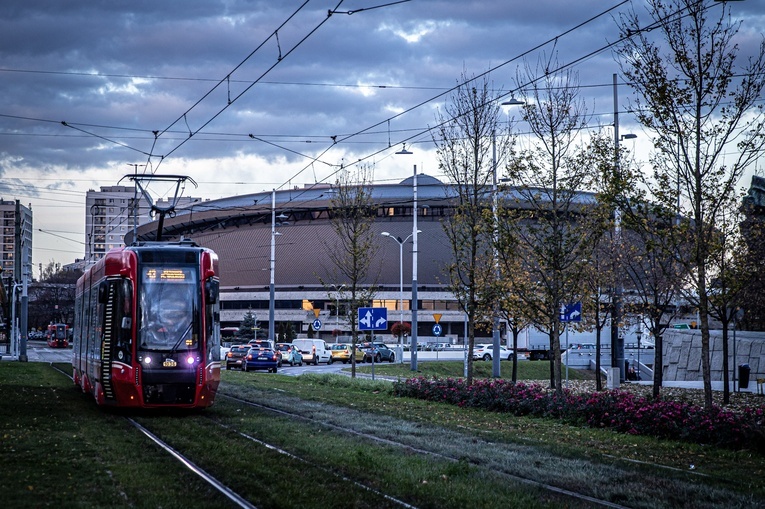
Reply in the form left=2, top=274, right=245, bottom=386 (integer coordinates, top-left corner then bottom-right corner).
left=276, top=342, right=303, bottom=366
left=249, top=339, right=281, bottom=367
left=360, top=342, right=396, bottom=363
left=225, top=344, right=251, bottom=370
left=328, top=343, right=353, bottom=364
left=473, top=344, right=514, bottom=361
left=242, top=347, right=280, bottom=373
left=291, top=339, right=331, bottom=365
left=249, top=339, right=276, bottom=350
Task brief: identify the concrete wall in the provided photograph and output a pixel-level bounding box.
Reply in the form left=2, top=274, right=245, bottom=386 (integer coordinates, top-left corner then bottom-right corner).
left=663, top=329, right=764, bottom=382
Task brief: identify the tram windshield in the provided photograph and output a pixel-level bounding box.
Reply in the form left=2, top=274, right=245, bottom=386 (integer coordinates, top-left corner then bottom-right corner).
left=139, top=266, right=199, bottom=351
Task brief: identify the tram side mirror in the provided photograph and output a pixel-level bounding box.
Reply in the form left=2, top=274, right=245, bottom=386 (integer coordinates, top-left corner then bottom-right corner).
left=121, top=317, right=132, bottom=330
left=97, top=281, right=109, bottom=303
left=205, top=279, right=219, bottom=304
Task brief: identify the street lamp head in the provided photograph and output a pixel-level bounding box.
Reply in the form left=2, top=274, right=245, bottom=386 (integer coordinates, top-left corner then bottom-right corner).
left=381, top=232, right=391, bottom=238
left=620, top=133, right=637, bottom=140
left=395, top=143, right=413, bottom=155
left=502, top=95, right=525, bottom=106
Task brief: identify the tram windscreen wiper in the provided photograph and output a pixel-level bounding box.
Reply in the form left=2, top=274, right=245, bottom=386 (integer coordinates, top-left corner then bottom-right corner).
left=169, top=323, right=193, bottom=355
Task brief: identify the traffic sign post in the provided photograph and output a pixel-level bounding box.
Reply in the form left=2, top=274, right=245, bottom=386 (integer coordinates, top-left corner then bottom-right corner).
left=560, top=302, right=582, bottom=389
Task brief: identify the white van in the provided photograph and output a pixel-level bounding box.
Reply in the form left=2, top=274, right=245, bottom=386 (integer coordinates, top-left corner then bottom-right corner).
left=291, top=339, right=331, bottom=365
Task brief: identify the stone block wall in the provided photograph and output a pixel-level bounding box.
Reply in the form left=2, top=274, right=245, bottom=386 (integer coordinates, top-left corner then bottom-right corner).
left=663, top=330, right=764, bottom=382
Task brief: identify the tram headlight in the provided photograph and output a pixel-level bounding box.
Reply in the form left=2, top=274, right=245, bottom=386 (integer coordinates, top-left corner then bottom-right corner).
left=143, top=356, right=152, bottom=365
left=186, top=356, right=196, bottom=365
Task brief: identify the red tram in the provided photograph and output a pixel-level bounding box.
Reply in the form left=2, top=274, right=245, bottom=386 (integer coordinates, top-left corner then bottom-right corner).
left=72, top=241, right=221, bottom=408
left=47, top=323, right=70, bottom=348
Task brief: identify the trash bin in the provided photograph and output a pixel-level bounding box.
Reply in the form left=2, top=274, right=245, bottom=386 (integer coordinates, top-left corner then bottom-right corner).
left=739, top=364, right=751, bottom=389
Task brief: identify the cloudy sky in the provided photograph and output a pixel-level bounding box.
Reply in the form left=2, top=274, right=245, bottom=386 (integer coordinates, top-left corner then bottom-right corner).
left=0, top=0, right=762, bottom=272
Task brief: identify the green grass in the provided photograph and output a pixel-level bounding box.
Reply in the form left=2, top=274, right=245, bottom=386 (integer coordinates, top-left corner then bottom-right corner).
left=1, top=362, right=763, bottom=509
left=349, top=358, right=595, bottom=380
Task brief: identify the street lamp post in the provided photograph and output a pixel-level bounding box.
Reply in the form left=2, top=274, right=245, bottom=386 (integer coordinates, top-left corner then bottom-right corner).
left=396, top=145, right=419, bottom=371
left=332, top=283, right=346, bottom=328
left=268, top=190, right=288, bottom=341
left=269, top=189, right=276, bottom=342
left=611, top=73, right=638, bottom=382
left=381, top=231, right=419, bottom=344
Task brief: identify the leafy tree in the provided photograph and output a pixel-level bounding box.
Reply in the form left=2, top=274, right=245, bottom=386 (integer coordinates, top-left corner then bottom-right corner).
left=616, top=0, right=765, bottom=408
left=237, top=310, right=259, bottom=341
left=499, top=58, right=608, bottom=395
left=619, top=204, right=686, bottom=398
left=320, top=165, right=379, bottom=377
left=390, top=321, right=411, bottom=343
left=27, top=263, right=82, bottom=330
left=434, top=74, right=511, bottom=386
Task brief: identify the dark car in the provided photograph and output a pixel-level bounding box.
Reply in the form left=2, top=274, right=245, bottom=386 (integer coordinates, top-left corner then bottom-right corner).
left=225, top=344, right=250, bottom=370
left=242, top=347, right=280, bottom=373
left=360, top=342, right=396, bottom=363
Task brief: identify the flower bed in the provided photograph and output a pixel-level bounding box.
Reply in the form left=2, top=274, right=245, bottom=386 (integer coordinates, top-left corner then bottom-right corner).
left=393, top=376, right=765, bottom=452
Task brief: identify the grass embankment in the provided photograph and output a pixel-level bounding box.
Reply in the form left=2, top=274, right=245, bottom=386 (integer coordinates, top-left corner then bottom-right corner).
left=1, top=361, right=763, bottom=508
left=347, top=358, right=593, bottom=381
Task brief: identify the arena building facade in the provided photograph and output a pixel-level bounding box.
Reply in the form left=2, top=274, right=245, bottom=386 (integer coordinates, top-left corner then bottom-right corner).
left=129, top=174, right=596, bottom=346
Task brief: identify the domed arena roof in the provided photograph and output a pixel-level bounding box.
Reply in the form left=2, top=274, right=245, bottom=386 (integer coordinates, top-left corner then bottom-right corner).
left=399, top=174, right=443, bottom=186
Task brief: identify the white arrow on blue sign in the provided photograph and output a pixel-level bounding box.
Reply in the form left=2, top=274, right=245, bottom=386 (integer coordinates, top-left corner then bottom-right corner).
left=560, top=302, right=582, bottom=323
left=358, top=307, right=388, bottom=330
left=432, top=324, right=442, bottom=337
left=312, top=319, right=322, bottom=331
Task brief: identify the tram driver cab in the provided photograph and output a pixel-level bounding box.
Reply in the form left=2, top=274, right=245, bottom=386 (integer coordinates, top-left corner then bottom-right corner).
left=140, top=268, right=197, bottom=350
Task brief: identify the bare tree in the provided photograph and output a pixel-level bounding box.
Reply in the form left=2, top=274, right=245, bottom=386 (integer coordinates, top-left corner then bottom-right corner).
left=616, top=0, right=765, bottom=408
left=320, top=165, right=379, bottom=378
left=434, top=74, right=511, bottom=386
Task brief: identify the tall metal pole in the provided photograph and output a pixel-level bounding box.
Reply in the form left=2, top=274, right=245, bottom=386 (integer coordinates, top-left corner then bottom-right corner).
left=492, top=130, right=501, bottom=377
left=411, top=165, right=419, bottom=371
left=612, top=73, right=625, bottom=383
left=269, top=189, right=276, bottom=341
left=398, top=240, right=404, bottom=331
left=19, top=245, right=28, bottom=362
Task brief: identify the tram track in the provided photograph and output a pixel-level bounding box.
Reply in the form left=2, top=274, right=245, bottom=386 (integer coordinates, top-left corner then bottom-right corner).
left=46, top=363, right=761, bottom=509
left=51, top=361, right=615, bottom=508
left=49, top=363, right=259, bottom=509
left=215, top=392, right=630, bottom=509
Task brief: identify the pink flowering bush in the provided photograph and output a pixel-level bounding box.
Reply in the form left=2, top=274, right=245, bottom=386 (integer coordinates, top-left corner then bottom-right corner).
left=393, top=376, right=765, bottom=452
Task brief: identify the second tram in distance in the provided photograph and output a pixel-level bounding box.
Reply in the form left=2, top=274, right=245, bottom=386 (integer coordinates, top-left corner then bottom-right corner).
left=46, top=323, right=70, bottom=348
left=72, top=240, right=221, bottom=409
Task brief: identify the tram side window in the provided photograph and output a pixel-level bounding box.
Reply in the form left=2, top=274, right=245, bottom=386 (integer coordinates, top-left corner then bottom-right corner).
left=205, top=278, right=220, bottom=361
left=99, top=278, right=134, bottom=364
left=114, top=279, right=133, bottom=362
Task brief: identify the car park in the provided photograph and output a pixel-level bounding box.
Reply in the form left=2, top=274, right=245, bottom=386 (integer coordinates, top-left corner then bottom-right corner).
left=225, top=344, right=251, bottom=370
left=359, top=342, right=396, bottom=363
left=276, top=342, right=303, bottom=366
left=473, top=344, right=514, bottom=361
left=242, top=347, right=280, bottom=373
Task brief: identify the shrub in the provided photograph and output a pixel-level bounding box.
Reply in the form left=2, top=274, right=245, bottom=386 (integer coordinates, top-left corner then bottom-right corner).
left=393, top=376, right=765, bottom=453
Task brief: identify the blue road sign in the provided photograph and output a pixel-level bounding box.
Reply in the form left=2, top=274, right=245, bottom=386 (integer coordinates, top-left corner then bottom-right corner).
left=312, top=319, right=322, bottom=331
left=358, top=307, right=388, bottom=330
left=432, top=324, right=442, bottom=337
left=560, top=302, right=582, bottom=323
